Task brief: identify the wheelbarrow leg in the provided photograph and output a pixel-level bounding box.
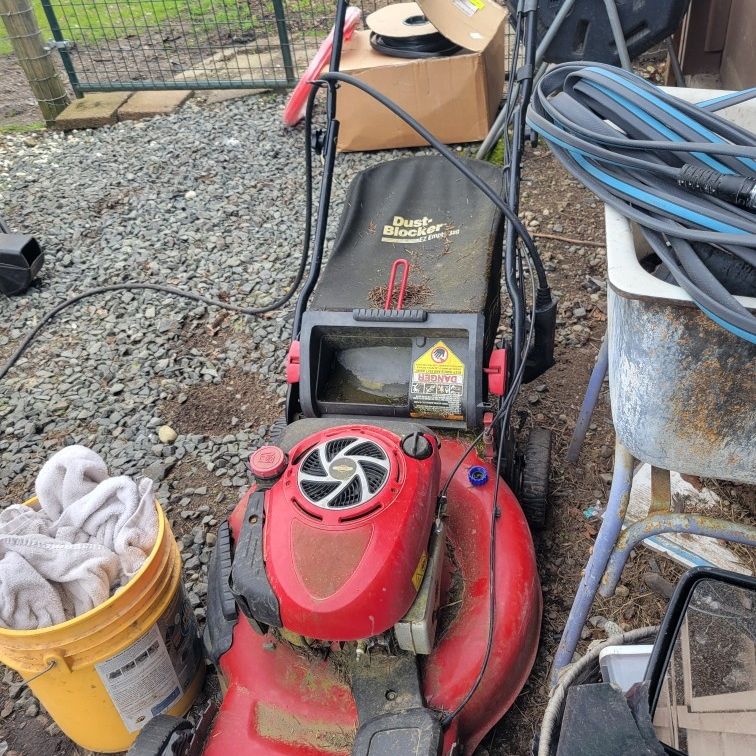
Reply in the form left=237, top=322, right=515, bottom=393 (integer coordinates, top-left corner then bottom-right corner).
left=600, top=515, right=756, bottom=596
left=551, top=442, right=635, bottom=687
left=566, top=338, right=609, bottom=464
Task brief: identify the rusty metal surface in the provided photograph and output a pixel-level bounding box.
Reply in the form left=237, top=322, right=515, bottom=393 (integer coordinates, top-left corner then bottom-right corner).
left=650, top=466, right=672, bottom=514
left=600, top=513, right=756, bottom=596
left=607, top=290, right=756, bottom=484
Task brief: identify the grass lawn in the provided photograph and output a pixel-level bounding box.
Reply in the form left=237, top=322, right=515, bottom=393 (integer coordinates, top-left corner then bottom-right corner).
left=1, top=0, right=266, bottom=56
left=0, top=121, right=45, bottom=133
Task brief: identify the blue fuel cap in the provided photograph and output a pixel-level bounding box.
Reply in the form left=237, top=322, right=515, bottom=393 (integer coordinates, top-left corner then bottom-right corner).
left=468, top=466, right=489, bottom=487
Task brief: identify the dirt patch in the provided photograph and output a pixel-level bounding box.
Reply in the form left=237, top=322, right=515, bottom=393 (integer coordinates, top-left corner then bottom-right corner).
left=0, top=53, right=67, bottom=130
left=161, top=368, right=277, bottom=437
left=256, top=701, right=355, bottom=752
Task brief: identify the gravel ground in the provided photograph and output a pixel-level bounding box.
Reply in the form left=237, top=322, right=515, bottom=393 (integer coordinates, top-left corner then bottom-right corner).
left=0, top=91, right=401, bottom=507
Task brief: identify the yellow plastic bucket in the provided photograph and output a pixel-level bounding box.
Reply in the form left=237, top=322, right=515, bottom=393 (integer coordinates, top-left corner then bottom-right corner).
left=0, top=499, right=205, bottom=752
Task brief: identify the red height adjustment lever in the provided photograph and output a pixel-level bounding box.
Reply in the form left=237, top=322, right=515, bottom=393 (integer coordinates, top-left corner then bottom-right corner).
left=484, top=348, right=508, bottom=396
left=285, top=340, right=300, bottom=384
left=384, top=258, right=410, bottom=310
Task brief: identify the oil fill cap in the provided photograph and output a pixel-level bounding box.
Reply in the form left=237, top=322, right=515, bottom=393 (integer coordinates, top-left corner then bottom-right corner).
left=249, top=446, right=287, bottom=480
left=401, top=432, right=433, bottom=460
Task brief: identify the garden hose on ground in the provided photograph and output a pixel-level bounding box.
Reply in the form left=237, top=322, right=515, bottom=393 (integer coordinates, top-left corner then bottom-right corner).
left=528, top=62, right=756, bottom=343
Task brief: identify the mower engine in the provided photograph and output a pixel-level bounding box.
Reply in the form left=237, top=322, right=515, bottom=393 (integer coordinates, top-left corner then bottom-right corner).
left=199, top=415, right=542, bottom=756
left=230, top=422, right=444, bottom=653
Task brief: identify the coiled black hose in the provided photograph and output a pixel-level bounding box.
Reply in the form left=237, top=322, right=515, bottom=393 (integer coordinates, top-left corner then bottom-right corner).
left=369, top=30, right=460, bottom=59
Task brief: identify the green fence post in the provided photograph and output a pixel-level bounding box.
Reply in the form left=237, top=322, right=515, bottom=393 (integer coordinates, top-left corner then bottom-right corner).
left=271, top=0, right=296, bottom=85
left=38, top=0, right=81, bottom=97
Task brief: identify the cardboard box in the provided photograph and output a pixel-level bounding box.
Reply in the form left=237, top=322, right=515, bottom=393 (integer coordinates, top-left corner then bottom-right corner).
left=335, top=0, right=508, bottom=151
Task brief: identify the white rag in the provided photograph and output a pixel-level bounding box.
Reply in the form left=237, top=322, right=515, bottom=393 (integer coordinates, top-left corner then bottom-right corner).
left=0, top=446, right=159, bottom=630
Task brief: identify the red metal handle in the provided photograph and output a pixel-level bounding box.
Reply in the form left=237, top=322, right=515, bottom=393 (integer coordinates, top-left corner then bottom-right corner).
left=384, top=258, right=410, bottom=310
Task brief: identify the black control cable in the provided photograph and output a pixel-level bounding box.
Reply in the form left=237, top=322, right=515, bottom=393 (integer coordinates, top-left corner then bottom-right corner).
left=0, top=276, right=307, bottom=382
left=437, top=255, right=537, bottom=728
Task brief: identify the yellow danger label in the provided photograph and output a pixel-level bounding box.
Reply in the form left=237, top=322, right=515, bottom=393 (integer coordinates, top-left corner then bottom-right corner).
left=412, top=551, right=428, bottom=591
left=410, top=341, right=465, bottom=421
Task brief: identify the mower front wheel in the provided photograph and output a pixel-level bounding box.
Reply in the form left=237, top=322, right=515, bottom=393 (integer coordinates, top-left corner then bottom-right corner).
left=519, top=427, right=552, bottom=531
left=127, top=715, right=193, bottom=756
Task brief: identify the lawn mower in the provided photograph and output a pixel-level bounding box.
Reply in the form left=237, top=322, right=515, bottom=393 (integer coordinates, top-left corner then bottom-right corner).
left=129, top=1, right=557, bottom=754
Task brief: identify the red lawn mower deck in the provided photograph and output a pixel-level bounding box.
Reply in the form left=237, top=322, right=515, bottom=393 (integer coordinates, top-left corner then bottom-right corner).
left=201, top=424, right=541, bottom=755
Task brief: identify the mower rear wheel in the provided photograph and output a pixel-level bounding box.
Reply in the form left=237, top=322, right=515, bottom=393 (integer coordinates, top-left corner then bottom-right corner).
left=268, top=416, right=287, bottom=445
left=127, top=715, right=193, bottom=756
left=519, top=427, right=552, bottom=531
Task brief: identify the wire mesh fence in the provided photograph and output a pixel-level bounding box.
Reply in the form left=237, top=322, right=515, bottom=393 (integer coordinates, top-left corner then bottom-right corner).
left=3, top=0, right=517, bottom=112
left=36, top=0, right=385, bottom=94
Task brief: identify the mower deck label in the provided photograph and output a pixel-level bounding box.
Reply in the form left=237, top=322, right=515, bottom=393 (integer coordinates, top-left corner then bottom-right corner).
left=381, top=214, right=460, bottom=245
left=410, top=341, right=465, bottom=421
left=95, top=586, right=201, bottom=732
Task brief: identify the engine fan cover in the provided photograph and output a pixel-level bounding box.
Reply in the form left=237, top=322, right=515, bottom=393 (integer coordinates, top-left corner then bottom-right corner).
left=263, top=424, right=440, bottom=641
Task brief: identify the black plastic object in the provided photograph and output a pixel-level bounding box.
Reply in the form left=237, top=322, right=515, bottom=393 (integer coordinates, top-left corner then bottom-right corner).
left=203, top=520, right=238, bottom=666
left=678, top=164, right=756, bottom=209
left=353, top=709, right=443, bottom=755
left=309, top=157, right=504, bottom=320
left=506, top=0, right=691, bottom=65
left=229, top=491, right=281, bottom=632
left=350, top=652, right=442, bottom=756
left=297, top=156, right=505, bottom=431
left=401, top=431, right=433, bottom=460
left=369, top=31, right=460, bottom=59
left=0, top=233, right=44, bottom=295
left=653, top=243, right=756, bottom=298
left=523, top=288, right=557, bottom=383
left=556, top=683, right=663, bottom=755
